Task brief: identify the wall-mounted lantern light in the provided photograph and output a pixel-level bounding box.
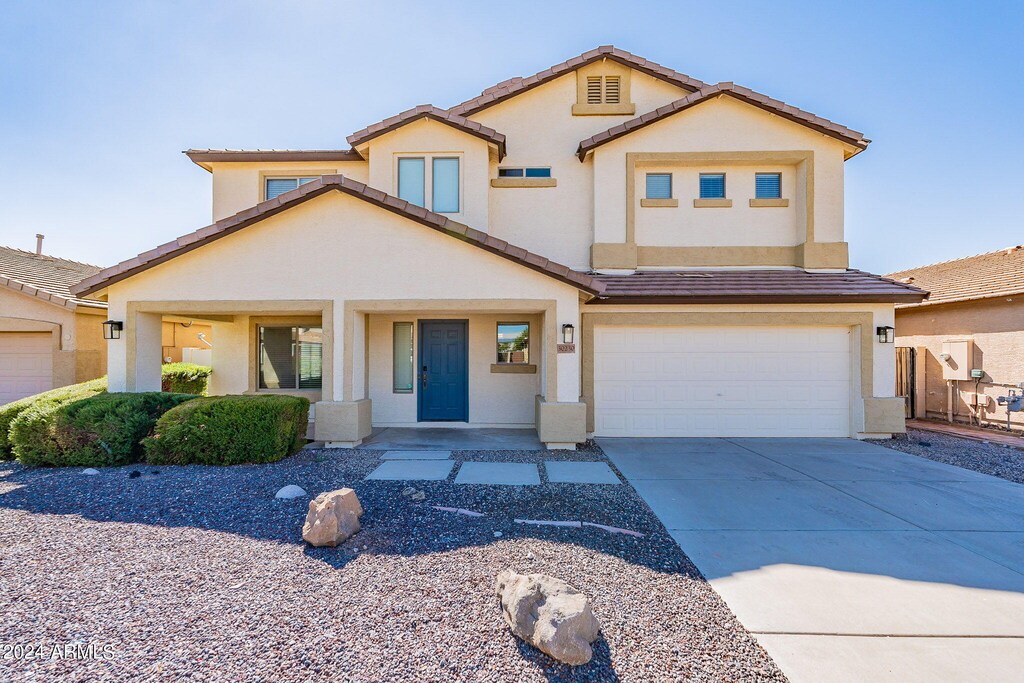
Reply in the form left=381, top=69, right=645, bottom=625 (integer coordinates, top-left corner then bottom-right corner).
left=102, top=320, right=123, bottom=340
left=562, top=324, right=575, bottom=345
left=876, top=326, right=894, bottom=344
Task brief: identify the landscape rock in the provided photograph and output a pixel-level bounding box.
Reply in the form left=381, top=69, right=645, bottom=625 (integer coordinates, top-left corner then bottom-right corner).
left=81, top=468, right=100, bottom=476
left=302, top=488, right=363, bottom=547
left=494, top=569, right=600, bottom=665
left=275, top=484, right=307, bottom=500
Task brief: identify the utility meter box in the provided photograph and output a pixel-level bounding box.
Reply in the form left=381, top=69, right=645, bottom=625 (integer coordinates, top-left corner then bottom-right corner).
left=941, top=339, right=974, bottom=380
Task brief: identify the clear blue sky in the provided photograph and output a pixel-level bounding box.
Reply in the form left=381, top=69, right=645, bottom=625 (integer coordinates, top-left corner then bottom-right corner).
left=1, top=1, right=1021, bottom=274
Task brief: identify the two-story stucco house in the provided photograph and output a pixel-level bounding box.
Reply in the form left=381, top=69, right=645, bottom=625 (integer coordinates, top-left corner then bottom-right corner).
left=71, top=46, right=926, bottom=448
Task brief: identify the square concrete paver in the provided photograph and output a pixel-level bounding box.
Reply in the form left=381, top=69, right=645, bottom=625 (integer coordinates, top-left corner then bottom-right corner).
left=380, top=450, right=452, bottom=460
left=545, top=461, right=621, bottom=484
left=365, top=460, right=454, bottom=481
left=454, top=462, right=540, bottom=485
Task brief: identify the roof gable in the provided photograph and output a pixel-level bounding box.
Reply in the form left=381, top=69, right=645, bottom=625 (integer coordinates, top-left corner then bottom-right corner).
left=886, top=245, right=1024, bottom=308
left=72, top=176, right=601, bottom=298
left=347, top=105, right=506, bottom=159
left=577, top=82, right=870, bottom=160
left=448, top=45, right=705, bottom=117
left=0, top=246, right=106, bottom=309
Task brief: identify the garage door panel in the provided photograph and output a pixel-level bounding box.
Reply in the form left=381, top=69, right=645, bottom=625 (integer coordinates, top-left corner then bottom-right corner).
left=594, top=325, right=853, bottom=438
left=0, top=333, right=53, bottom=405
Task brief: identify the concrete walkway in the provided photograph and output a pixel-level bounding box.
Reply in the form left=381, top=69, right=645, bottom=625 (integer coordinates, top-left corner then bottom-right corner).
left=599, top=437, right=1024, bottom=682
left=359, top=427, right=543, bottom=451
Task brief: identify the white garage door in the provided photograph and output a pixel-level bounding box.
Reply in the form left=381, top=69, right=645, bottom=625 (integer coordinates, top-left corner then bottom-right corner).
left=594, top=326, right=852, bottom=437
left=0, top=333, right=53, bottom=405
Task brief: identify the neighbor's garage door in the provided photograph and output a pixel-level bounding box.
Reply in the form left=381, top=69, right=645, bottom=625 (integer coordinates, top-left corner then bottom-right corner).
left=0, top=333, right=53, bottom=405
left=594, top=326, right=852, bottom=437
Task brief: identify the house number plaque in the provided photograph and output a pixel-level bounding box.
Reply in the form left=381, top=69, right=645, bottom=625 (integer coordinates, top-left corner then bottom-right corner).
left=557, top=343, right=576, bottom=354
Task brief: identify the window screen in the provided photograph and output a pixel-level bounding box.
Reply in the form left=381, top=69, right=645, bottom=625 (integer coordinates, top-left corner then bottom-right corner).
left=432, top=157, right=460, bottom=213
left=645, top=173, right=672, bottom=199
left=397, top=158, right=425, bottom=207
left=755, top=173, right=782, bottom=199
left=393, top=322, right=414, bottom=393
left=699, top=174, right=726, bottom=199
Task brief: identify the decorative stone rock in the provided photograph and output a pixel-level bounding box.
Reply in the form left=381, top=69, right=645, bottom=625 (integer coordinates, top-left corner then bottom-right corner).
left=275, top=485, right=307, bottom=500
left=302, top=488, right=363, bottom=547
left=495, top=570, right=600, bottom=666
left=81, top=468, right=100, bottom=476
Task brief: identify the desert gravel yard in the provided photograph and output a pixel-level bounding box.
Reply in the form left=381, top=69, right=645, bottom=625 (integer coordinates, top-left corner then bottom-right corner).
left=873, top=428, right=1024, bottom=484
left=0, top=445, right=783, bottom=683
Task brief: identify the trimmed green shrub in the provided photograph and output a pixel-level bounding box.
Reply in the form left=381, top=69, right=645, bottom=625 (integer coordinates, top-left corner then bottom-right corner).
left=161, top=363, right=212, bottom=395
left=15, top=392, right=198, bottom=468
left=1, top=379, right=107, bottom=460
left=144, top=395, right=310, bottom=466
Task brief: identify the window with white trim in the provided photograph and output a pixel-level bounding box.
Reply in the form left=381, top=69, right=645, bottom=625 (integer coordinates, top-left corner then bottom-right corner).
left=396, top=155, right=460, bottom=213
left=265, top=177, right=318, bottom=200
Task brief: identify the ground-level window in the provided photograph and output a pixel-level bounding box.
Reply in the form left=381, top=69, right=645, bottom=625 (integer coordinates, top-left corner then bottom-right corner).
left=498, top=167, right=552, bottom=178
left=699, top=173, right=726, bottom=199
left=755, top=172, right=782, bottom=199
left=258, top=326, right=323, bottom=389
left=393, top=322, right=414, bottom=393
left=645, top=173, right=672, bottom=199
left=496, top=322, right=529, bottom=364
left=265, top=177, right=318, bottom=200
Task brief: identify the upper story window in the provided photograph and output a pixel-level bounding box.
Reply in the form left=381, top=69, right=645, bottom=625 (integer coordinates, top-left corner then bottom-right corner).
left=498, top=167, right=551, bottom=178
left=586, top=76, right=621, bottom=105
left=699, top=174, right=726, bottom=199
left=645, top=173, right=672, bottom=199
left=397, top=156, right=460, bottom=213
left=755, top=173, right=782, bottom=199
left=265, top=177, right=317, bottom=200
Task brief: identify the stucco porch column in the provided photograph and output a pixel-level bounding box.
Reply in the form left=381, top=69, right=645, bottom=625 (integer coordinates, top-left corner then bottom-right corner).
left=535, top=299, right=586, bottom=450
left=315, top=304, right=372, bottom=448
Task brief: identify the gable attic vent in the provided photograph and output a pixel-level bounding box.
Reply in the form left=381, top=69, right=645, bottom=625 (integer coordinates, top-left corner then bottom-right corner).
left=587, top=76, right=603, bottom=104
left=605, top=76, right=621, bottom=104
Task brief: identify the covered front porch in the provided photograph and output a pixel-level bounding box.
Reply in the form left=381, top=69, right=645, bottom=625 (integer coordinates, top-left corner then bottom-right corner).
left=110, top=298, right=586, bottom=450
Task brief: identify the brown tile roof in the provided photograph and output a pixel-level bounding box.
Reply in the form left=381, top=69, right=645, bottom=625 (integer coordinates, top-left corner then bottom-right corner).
left=577, top=82, right=870, bottom=160
left=71, top=176, right=602, bottom=298
left=448, top=45, right=706, bottom=117
left=885, top=245, right=1024, bottom=308
left=590, top=269, right=926, bottom=304
left=185, top=149, right=364, bottom=168
left=346, top=105, right=507, bottom=159
left=0, top=246, right=106, bottom=309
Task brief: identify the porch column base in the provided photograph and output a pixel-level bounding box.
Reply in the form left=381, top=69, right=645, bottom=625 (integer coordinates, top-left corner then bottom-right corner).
left=535, top=395, right=587, bottom=450
left=862, top=397, right=906, bottom=434
left=315, top=399, right=372, bottom=448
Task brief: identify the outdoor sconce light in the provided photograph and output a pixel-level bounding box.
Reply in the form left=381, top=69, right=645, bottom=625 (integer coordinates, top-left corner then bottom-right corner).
left=876, top=326, right=895, bottom=344
left=562, top=324, right=575, bottom=345
left=102, top=320, right=123, bottom=340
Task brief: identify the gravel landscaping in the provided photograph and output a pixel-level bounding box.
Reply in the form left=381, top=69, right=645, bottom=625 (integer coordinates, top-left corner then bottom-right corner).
left=873, top=428, right=1024, bottom=484
left=0, top=444, right=784, bottom=682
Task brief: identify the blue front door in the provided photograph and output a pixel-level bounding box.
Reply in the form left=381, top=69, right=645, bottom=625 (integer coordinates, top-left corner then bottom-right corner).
left=418, top=320, right=469, bottom=421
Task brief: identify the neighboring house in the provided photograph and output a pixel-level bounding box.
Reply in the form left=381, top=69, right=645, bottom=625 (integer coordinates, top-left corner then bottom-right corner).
left=71, top=45, right=925, bottom=448
left=886, top=245, right=1024, bottom=431
left=0, top=243, right=215, bottom=405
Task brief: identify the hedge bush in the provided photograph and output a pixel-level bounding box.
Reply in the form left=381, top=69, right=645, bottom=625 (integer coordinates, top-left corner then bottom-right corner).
left=1, top=379, right=107, bottom=460
left=15, top=392, right=198, bottom=468
left=161, top=363, right=212, bottom=395
left=144, top=395, right=310, bottom=466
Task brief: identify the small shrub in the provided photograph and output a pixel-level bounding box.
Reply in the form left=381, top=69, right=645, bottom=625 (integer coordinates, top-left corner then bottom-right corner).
left=22, top=392, right=197, bottom=468
left=161, top=363, right=212, bottom=395
left=144, top=395, right=310, bottom=466
left=1, top=379, right=107, bottom=460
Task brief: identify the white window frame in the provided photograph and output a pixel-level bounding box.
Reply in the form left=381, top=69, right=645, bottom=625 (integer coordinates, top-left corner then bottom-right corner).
left=394, top=153, right=463, bottom=214
left=263, top=176, right=319, bottom=202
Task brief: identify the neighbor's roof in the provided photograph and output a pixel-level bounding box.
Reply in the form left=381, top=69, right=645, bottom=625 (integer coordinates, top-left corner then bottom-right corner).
left=448, top=45, right=706, bottom=117
left=590, top=269, right=927, bottom=304
left=185, top=149, right=363, bottom=170
left=885, top=245, right=1024, bottom=308
left=0, top=246, right=106, bottom=309
left=577, top=82, right=870, bottom=160
left=71, top=176, right=602, bottom=298
left=346, top=105, right=506, bottom=159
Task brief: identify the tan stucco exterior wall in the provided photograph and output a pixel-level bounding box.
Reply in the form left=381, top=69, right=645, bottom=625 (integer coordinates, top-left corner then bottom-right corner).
left=160, top=320, right=213, bottom=363
left=895, top=298, right=1024, bottom=430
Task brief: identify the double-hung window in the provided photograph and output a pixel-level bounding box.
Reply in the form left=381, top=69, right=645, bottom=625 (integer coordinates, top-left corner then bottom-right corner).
left=755, top=173, right=782, bottom=199
left=397, top=156, right=460, bottom=213
left=645, top=173, right=672, bottom=199
left=699, top=173, right=726, bottom=199
left=258, top=326, right=323, bottom=390
left=265, top=177, right=318, bottom=200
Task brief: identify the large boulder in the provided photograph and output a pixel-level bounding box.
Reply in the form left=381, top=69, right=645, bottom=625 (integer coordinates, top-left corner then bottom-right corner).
left=302, top=488, right=363, bottom=547
left=495, top=569, right=600, bottom=665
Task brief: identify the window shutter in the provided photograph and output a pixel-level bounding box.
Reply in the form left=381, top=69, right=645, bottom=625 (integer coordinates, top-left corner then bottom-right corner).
left=266, top=178, right=299, bottom=200
left=645, top=174, right=672, bottom=199
left=604, top=76, right=621, bottom=104
left=755, top=173, right=782, bottom=199
left=699, top=174, right=726, bottom=199
left=587, top=76, right=603, bottom=104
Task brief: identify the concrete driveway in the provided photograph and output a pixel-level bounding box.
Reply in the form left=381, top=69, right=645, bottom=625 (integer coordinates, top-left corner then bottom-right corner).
left=599, top=437, right=1024, bottom=682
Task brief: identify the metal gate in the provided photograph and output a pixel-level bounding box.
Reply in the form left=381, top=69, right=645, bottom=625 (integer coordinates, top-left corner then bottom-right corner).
left=895, top=347, right=915, bottom=418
